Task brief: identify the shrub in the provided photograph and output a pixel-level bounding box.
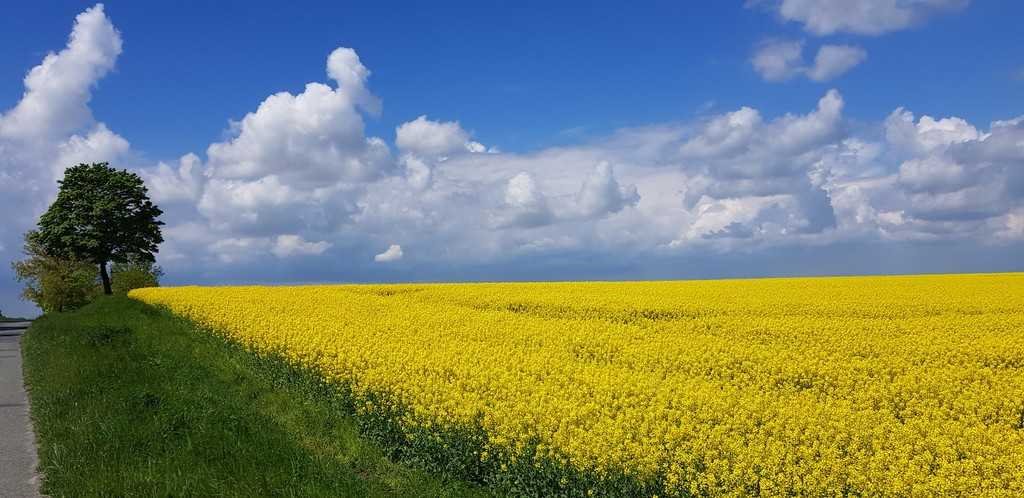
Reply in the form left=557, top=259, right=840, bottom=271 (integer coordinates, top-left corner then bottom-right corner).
left=12, top=233, right=98, bottom=313
left=110, top=260, right=163, bottom=294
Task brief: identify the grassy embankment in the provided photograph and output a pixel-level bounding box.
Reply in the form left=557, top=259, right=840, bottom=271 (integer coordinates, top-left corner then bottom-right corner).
left=21, top=296, right=486, bottom=497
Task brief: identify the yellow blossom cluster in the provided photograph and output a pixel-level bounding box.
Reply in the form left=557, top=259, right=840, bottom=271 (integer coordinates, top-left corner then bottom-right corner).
left=130, top=273, right=1024, bottom=496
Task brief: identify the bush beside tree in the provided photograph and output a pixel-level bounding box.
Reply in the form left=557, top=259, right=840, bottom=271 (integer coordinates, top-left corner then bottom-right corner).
left=12, top=234, right=99, bottom=313
left=110, top=260, right=164, bottom=294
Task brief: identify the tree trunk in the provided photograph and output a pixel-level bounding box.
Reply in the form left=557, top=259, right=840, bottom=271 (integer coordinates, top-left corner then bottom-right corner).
left=99, top=261, right=112, bottom=295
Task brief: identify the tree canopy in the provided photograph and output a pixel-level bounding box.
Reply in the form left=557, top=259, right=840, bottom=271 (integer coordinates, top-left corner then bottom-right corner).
left=32, top=163, right=164, bottom=295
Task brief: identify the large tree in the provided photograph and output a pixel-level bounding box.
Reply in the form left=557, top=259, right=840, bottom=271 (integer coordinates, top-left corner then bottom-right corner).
left=32, top=163, right=164, bottom=295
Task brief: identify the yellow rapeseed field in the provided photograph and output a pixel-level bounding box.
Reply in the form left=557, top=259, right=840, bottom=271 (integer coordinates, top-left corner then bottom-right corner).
left=130, top=273, right=1024, bottom=496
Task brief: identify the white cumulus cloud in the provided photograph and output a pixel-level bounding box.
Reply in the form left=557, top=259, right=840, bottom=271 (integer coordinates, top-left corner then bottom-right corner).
left=0, top=3, right=131, bottom=288
left=751, top=40, right=805, bottom=82
left=0, top=4, right=122, bottom=141
left=374, top=244, right=403, bottom=262
left=751, top=0, right=969, bottom=36
left=143, top=153, right=204, bottom=204
left=574, top=162, right=640, bottom=219
left=807, top=45, right=867, bottom=81
left=272, top=235, right=332, bottom=258
left=753, top=41, right=866, bottom=82
left=205, top=48, right=391, bottom=184
left=189, top=46, right=394, bottom=242
left=494, top=172, right=553, bottom=228
left=395, top=115, right=489, bottom=157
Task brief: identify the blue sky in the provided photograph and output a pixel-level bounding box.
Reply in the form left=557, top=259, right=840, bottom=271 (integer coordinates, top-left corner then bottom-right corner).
left=2, top=2, right=1020, bottom=156
left=1, top=1, right=1022, bottom=316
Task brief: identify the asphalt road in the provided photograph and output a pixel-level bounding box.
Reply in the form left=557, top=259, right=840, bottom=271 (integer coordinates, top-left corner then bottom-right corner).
left=0, top=321, right=42, bottom=497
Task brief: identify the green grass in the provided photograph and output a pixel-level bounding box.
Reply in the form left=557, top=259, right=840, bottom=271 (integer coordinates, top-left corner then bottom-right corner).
left=21, top=296, right=488, bottom=497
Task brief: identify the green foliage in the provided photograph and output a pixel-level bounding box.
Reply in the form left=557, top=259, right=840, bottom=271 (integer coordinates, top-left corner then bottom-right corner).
left=32, top=162, right=163, bottom=294
left=20, top=297, right=486, bottom=497
left=110, top=260, right=164, bottom=294
left=11, top=232, right=98, bottom=313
